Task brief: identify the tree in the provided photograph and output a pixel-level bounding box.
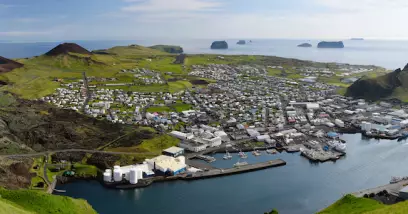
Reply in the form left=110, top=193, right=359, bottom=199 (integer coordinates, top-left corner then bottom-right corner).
left=264, top=209, right=278, bottom=214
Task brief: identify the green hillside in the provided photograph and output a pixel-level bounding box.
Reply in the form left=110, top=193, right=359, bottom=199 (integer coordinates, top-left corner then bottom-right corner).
left=319, top=194, right=408, bottom=214
left=0, top=188, right=97, bottom=214
left=346, top=64, right=408, bottom=101
left=148, top=45, right=183, bottom=54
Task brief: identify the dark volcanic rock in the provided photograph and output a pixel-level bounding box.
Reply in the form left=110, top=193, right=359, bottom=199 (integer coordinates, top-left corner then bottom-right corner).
left=45, top=43, right=92, bottom=56
left=317, top=41, right=344, bottom=48
left=237, top=40, right=246, bottom=45
left=0, top=56, right=23, bottom=73
left=211, top=41, right=228, bottom=49
left=173, top=54, right=186, bottom=64
left=345, top=66, right=406, bottom=100
left=298, top=43, right=312, bottom=48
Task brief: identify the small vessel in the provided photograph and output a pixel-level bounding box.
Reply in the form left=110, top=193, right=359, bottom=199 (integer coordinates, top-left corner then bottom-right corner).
left=398, top=132, right=408, bottom=141
left=252, top=150, right=261, bottom=156
left=334, top=143, right=346, bottom=152
left=390, top=176, right=403, bottom=184
left=266, top=149, right=277, bottom=154
left=223, top=151, right=232, bottom=160
left=233, top=160, right=248, bottom=167
left=238, top=151, right=248, bottom=159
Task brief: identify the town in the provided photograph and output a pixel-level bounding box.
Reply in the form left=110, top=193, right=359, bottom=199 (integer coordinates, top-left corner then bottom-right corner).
left=39, top=61, right=408, bottom=186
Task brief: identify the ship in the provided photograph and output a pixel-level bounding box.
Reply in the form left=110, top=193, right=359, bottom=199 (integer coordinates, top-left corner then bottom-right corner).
left=233, top=160, right=248, bottom=167
left=223, top=151, right=232, bottom=160
left=238, top=151, right=248, bottom=159
left=252, top=150, right=261, bottom=156
left=397, top=132, right=408, bottom=141
left=334, top=143, right=346, bottom=153
left=266, top=149, right=277, bottom=154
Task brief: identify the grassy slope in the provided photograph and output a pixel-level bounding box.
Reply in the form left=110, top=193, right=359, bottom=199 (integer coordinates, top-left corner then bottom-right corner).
left=0, top=198, right=34, bottom=214
left=319, top=194, right=408, bottom=214
left=318, top=195, right=385, bottom=214
left=0, top=188, right=97, bottom=214
left=107, top=134, right=179, bottom=155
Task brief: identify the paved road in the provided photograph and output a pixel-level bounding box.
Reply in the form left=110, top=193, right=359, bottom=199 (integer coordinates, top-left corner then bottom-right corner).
left=353, top=180, right=408, bottom=197
left=81, top=72, right=91, bottom=113
left=0, top=149, right=158, bottom=158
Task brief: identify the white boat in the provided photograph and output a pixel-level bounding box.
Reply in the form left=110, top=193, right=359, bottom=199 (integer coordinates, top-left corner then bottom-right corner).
left=266, top=149, right=277, bottom=154
left=223, top=151, right=232, bottom=160
left=238, top=151, right=248, bottom=159
left=233, top=160, right=248, bottom=167
left=334, top=143, right=346, bottom=152
left=252, top=150, right=261, bottom=156
left=390, top=176, right=403, bottom=184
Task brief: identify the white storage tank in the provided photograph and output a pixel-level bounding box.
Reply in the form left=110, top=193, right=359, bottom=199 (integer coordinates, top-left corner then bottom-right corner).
left=136, top=169, right=143, bottom=179
left=113, top=167, right=122, bottom=182
left=103, top=171, right=112, bottom=183
left=129, top=168, right=138, bottom=184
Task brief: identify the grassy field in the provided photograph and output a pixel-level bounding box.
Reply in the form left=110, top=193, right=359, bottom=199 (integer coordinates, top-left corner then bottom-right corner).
left=0, top=188, right=97, bottom=214
left=0, top=198, right=33, bottom=214
left=107, top=134, right=180, bottom=155
left=171, top=103, right=192, bottom=112
left=319, top=195, right=384, bottom=214
left=318, top=194, right=408, bottom=214
left=146, top=106, right=171, bottom=113
left=73, top=163, right=98, bottom=178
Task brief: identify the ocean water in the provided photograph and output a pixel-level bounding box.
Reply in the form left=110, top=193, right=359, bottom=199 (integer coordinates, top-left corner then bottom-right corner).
left=1, top=39, right=408, bottom=69
left=56, top=134, right=408, bottom=214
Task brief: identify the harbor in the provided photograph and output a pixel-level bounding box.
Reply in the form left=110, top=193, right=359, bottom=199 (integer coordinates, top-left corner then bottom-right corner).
left=56, top=133, right=408, bottom=214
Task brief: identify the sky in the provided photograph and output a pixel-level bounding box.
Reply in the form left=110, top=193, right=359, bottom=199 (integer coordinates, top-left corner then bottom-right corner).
left=1, top=0, right=408, bottom=41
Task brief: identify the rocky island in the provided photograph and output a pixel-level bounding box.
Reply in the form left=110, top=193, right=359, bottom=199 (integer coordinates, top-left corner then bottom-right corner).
left=211, top=41, right=228, bottom=49
left=317, top=41, right=345, bottom=48
left=297, top=43, right=312, bottom=48
left=237, top=40, right=246, bottom=45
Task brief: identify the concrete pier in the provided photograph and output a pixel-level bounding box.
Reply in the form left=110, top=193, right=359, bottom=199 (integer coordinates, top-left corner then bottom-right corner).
left=181, top=159, right=286, bottom=180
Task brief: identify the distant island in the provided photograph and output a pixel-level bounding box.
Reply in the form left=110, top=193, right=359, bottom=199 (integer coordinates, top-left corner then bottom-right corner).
left=351, top=38, right=364, bottom=41
left=237, top=40, right=246, bottom=45
left=211, top=41, right=228, bottom=49
left=297, top=43, right=312, bottom=48
left=317, top=41, right=345, bottom=48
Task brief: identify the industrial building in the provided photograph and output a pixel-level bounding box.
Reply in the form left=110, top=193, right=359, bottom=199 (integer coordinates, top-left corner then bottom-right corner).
left=146, top=155, right=186, bottom=176
left=162, top=146, right=184, bottom=157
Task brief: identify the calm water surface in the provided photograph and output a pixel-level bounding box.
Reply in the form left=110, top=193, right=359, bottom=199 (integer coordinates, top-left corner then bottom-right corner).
left=56, top=134, right=408, bottom=214
left=2, top=39, right=408, bottom=69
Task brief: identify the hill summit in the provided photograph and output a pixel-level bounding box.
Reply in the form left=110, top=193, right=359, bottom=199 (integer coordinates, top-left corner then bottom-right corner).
left=0, top=56, right=23, bottom=73
left=346, top=63, right=408, bottom=101
left=45, top=43, right=91, bottom=56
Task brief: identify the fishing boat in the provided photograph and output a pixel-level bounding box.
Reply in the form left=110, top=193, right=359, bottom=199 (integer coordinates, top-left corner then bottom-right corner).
left=334, top=143, right=346, bottom=152
left=398, top=132, right=408, bottom=141
left=252, top=149, right=261, bottom=156
left=223, top=151, right=232, bottom=160
left=266, top=149, right=278, bottom=154
left=390, top=176, right=403, bottom=184
left=238, top=151, right=248, bottom=159
left=233, top=159, right=248, bottom=167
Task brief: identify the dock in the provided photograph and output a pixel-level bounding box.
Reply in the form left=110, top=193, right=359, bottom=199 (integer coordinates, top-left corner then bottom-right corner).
left=181, top=159, right=286, bottom=180
left=300, top=150, right=344, bottom=162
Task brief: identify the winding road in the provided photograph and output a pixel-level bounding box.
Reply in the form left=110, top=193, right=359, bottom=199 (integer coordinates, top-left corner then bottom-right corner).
left=0, top=149, right=158, bottom=158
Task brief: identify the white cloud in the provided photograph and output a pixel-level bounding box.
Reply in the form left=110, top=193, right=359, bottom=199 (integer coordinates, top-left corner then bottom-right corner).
left=122, top=0, right=222, bottom=12
left=315, top=0, right=408, bottom=12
